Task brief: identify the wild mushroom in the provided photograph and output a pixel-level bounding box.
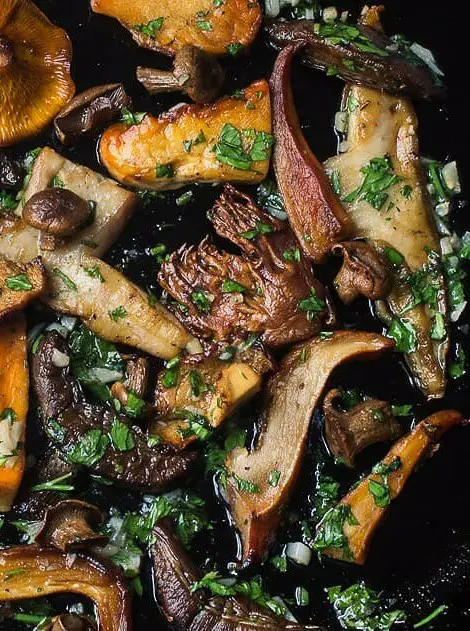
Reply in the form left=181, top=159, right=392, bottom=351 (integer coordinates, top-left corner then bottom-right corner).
left=315, top=409, right=464, bottom=564
left=0, top=152, right=23, bottom=190
left=90, top=0, right=262, bottom=57
left=0, top=545, right=131, bottom=631
left=0, top=313, right=28, bottom=512
left=226, top=331, right=394, bottom=564
left=0, top=255, right=46, bottom=319
left=137, top=46, right=225, bottom=103
left=35, top=500, right=108, bottom=552
left=0, top=147, right=196, bottom=359
left=0, top=0, right=75, bottom=146
left=159, top=185, right=327, bottom=347
left=54, top=83, right=131, bottom=145
left=111, top=356, right=150, bottom=408
left=265, top=9, right=445, bottom=100
left=270, top=43, right=351, bottom=263
left=44, top=614, right=96, bottom=631
left=333, top=240, right=392, bottom=304
left=99, top=80, right=272, bottom=190
left=323, top=388, right=403, bottom=467
left=324, top=7, right=448, bottom=399
left=32, top=331, right=198, bottom=491
left=23, top=189, right=93, bottom=237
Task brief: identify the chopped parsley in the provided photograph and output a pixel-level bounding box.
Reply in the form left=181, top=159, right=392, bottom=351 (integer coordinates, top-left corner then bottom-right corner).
left=161, top=357, right=180, bottom=388
left=283, top=247, right=301, bottom=262
left=195, top=19, right=213, bottom=31
left=222, top=279, right=246, bottom=293
left=84, top=265, right=105, bottom=282
left=343, top=156, right=402, bottom=210
left=383, top=247, right=404, bottom=266
left=121, top=108, right=147, bottom=126
left=226, top=42, right=243, bottom=56
left=449, top=343, right=466, bottom=379
left=239, top=220, right=273, bottom=240
left=430, top=312, right=446, bottom=340
left=31, top=472, right=75, bottom=493
left=0, top=408, right=17, bottom=424
left=313, top=504, right=358, bottom=558
left=67, top=429, right=110, bottom=466
left=155, top=163, right=175, bottom=178
left=317, top=22, right=389, bottom=57
left=108, top=306, right=127, bottom=322
left=369, top=457, right=402, bottom=508
left=52, top=268, right=77, bottom=292
left=213, top=123, right=274, bottom=171
left=110, top=419, right=135, bottom=452
left=176, top=191, right=194, bottom=206
left=256, top=179, right=286, bottom=219
left=387, top=317, right=417, bottom=353
left=5, top=274, right=32, bottom=291
left=191, top=290, right=212, bottom=312
left=298, top=287, right=326, bottom=320
left=268, top=469, right=281, bottom=487
left=133, top=18, right=164, bottom=38
left=150, top=243, right=167, bottom=263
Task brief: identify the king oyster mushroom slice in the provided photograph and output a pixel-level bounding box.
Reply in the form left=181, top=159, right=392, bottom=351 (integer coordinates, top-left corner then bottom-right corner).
left=0, top=147, right=197, bottom=359
left=324, top=7, right=448, bottom=399
left=226, top=330, right=394, bottom=564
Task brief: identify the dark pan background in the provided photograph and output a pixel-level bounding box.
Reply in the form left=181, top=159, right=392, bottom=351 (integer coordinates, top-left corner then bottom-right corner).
left=4, top=1, right=470, bottom=629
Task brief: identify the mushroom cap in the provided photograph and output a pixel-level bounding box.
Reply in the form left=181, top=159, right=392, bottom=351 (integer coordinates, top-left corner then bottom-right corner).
left=23, top=188, right=93, bottom=236
left=0, top=0, right=75, bottom=146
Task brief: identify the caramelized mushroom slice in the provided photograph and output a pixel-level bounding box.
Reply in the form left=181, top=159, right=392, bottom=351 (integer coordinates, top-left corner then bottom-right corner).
left=44, top=614, right=96, bottom=631
left=226, top=331, right=394, bottom=564
left=270, top=43, right=351, bottom=262
left=54, top=83, right=131, bottom=145
left=315, top=409, right=463, bottom=565
left=333, top=241, right=391, bottom=304
left=35, top=500, right=108, bottom=552
left=90, top=0, right=261, bottom=57
left=0, top=0, right=75, bottom=146
left=323, top=388, right=403, bottom=467
left=159, top=185, right=327, bottom=347
left=0, top=255, right=46, bottom=319
left=32, top=332, right=197, bottom=491
left=99, top=80, right=271, bottom=190
left=137, top=46, right=225, bottom=103
left=0, top=545, right=131, bottom=631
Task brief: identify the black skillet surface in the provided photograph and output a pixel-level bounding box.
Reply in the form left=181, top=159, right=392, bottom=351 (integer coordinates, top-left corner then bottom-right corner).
left=3, top=1, right=470, bottom=629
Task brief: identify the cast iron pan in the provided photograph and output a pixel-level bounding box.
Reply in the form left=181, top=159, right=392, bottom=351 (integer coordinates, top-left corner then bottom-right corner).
left=3, top=1, right=470, bottom=629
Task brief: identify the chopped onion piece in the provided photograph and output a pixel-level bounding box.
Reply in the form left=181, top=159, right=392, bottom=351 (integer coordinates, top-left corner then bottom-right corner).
left=264, top=0, right=280, bottom=17
left=435, top=202, right=450, bottom=217
left=286, top=541, right=312, bottom=566
left=334, top=111, right=349, bottom=134
left=451, top=301, right=467, bottom=323
left=442, top=161, right=461, bottom=194
left=434, top=215, right=451, bottom=236
left=90, top=367, right=124, bottom=384
left=340, top=10, right=349, bottom=22
left=271, top=596, right=298, bottom=622
left=440, top=237, right=453, bottom=256
left=323, top=6, right=338, bottom=22
left=60, top=315, right=77, bottom=332
left=51, top=348, right=70, bottom=368
left=410, top=42, right=445, bottom=77
left=46, top=323, right=70, bottom=338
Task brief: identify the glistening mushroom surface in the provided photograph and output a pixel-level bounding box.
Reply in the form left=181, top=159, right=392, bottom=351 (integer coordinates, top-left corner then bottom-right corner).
left=226, top=331, right=394, bottom=563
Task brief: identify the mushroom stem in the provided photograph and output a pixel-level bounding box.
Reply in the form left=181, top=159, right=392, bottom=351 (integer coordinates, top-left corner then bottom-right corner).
left=136, top=67, right=181, bottom=94
left=0, top=37, right=13, bottom=70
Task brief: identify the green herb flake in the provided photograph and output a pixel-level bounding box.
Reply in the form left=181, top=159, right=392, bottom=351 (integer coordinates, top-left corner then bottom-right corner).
left=156, top=163, right=175, bottom=178
left=108, top=306, right=127, bottom=322
left=161, top=357, right=180, bottom=388
left=52, top=268, right=77, bottom=292
left=401, top=184, right=413, bottom=199
left=313, top=504, right=358, bottom=557
left=121, top=108, right=147, bottom=126
left=133, top=17, right=164, bottom=38
left=430, top=312, right=446, bottom=340
left=191, top=290, right=212, bottom=313
left=387, top=317, right=417, bottom=353
left=67, top=429, right=110, bottom=466
left=0, top=407, right=17, bottom=424
left=222, top=279, right=246, bottom=293
left=226, top=42, right=243, bottom=55
left=391, top=404, right=413, bottom=417
left=110, top=419, right=135, bottom=452
left=150, top=243, right=167, bottom=263
left=268, top=469, right=281, bottom=487
left=31, top=472, right=75, bottom=493
left=85, top=265, right=105, bottom=282
left=298, top=287, right=326, bottom=321
left=295, top=586, right=309, bottom=607
left=5, top=274, right=33, bottom=291
left=449, top=343, right=466, bottom=380
left=384, top=247, right=404, bottom=266
left=176, top=191, right=194, bottom=206
left=343, top=155, right=402, bottom=210
left=283, top=247, right=301, bottom=262
left=195, top=19, right=213, bottom=31
left=413, top=604, right=448, bottom=629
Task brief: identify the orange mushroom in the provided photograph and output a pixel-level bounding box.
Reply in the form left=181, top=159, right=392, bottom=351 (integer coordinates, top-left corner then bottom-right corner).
left=0, top=0, right=75, bottom=146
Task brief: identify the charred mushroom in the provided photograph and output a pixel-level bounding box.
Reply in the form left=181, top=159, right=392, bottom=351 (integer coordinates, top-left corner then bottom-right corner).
left=99, top=80, right=272, bottom=190
left=333, top=240, right=392, bottom=304
left=35, top=499, right=108, bottom=552
left=265, top=9, right=445, bottom=100
left=90, top=0, right=262, bottom=57
left=323, top=388, right=403, bottom=467
left=270, top=43, right=351, bottom=263
left=23, top=189, right=93, bottom=237
left=0, top=152, right=23, bottom=190
left=32, top=331, right=197, bottom=491
left=0, top=255, right=46, bottom=319
left=0, top=545, right=131, bottom=631
left=44, top=614, right=96, bottom=631
left=315, top=409, right=463, bottom=564
left=159, top=185, right=327, bottom=347
left=226, top=331, right=394, bottom=564
left=0, top=0, right=75, bottom=146
left=137, top=46, right=225, bottom=103
left=54, top=83, right=131, bottom=145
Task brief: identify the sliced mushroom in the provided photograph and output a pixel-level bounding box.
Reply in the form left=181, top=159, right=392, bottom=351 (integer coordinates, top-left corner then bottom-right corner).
left=0, top=545, right=131, bottom=631
left=270, top=43, right=351, bottom=263
left=35, top=500, right=108, bottom=552
left=0, top=255, right=46, bottom=319
left=137, top=46, right=225, bottom=103
left=54, top=83, right=131, bottom=145
left=124, top=357, right=149, bottom=398
left=44, top=614, right=96, bottom=631
left=0, top=152, right=23, bottom=190
left=99, top=80, right=272, bottom=190
left=333, top=241, right=392, bottom=304
left=32, top=332, right=197, bottom=491
left=315, top=409, right=463, bottom=564
left=323, top=388, right=403, bottom=467
left=23, top=189, right=93, bottom=237
left=159, top=185, right=327, bottom=347
left=0, top=0, right=75, bottom=146
left=226, top=331, right=394, bottom=564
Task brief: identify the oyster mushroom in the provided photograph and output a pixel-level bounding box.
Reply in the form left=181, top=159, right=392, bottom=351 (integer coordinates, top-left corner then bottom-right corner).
left=323, top=388, right=403, bottom=467
left=137, top=46, right=225, bottom=103
left=35, top=500, right=108, bottom=552
left=54, top=83, right=131, bottom=145
left=0, top=0, right=75, bottom=146
left=333, top=240, right=392, bottom=304
left=90, top=0, right=262, bottom=57
left=32, top=331, right=197, bottom=491
left=0, top=545, right=131, bottom=631
left=226, top=330, right=394, bottom=564
left=0, top=255, right=46, bottom=319
left=159, top=185, right=327, bottom=347
left=315, top=409, right=464, bottom=564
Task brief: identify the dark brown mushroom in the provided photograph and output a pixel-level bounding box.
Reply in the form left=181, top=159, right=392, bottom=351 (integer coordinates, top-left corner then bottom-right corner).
left=333, top=241, right=392, bottom=304
left=44, top=614, right=97, bottom=631
left=54, top=83, right=131, bottom=145
left=137, top=45, right=225, bottom=103
left=124, top=356, right=149, bottom=398
left=23, top=188, right=93, bottom=237
left=0, top=35, right=13, bottom=70
left=35, top=500, right=108, bottom=552
left=323, top=388, right=403, bottom=468
left=0, top=152, right=23, bottom=190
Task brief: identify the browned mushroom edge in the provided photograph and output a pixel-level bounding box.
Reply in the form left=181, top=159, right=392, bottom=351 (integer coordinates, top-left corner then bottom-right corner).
left=44, top=613, right=97, bottom=631
left=323, top=388, right=403, bottom=467
left=0, top=255, right=46, bottom=319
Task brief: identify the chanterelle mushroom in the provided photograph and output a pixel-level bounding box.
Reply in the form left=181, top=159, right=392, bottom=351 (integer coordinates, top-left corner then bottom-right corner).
left=137, top=45, right=225, bottom=103
left=0, top=0, right=75, bottom=146
left=35, top=499, right=108, bottom=552
left=226, top=331, right=394, bottom=564
left=0, top=255, right=46, bottom=319
left=159, top=185, right=327, bottom=347
left=323, top=388, right=403, bottom=467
